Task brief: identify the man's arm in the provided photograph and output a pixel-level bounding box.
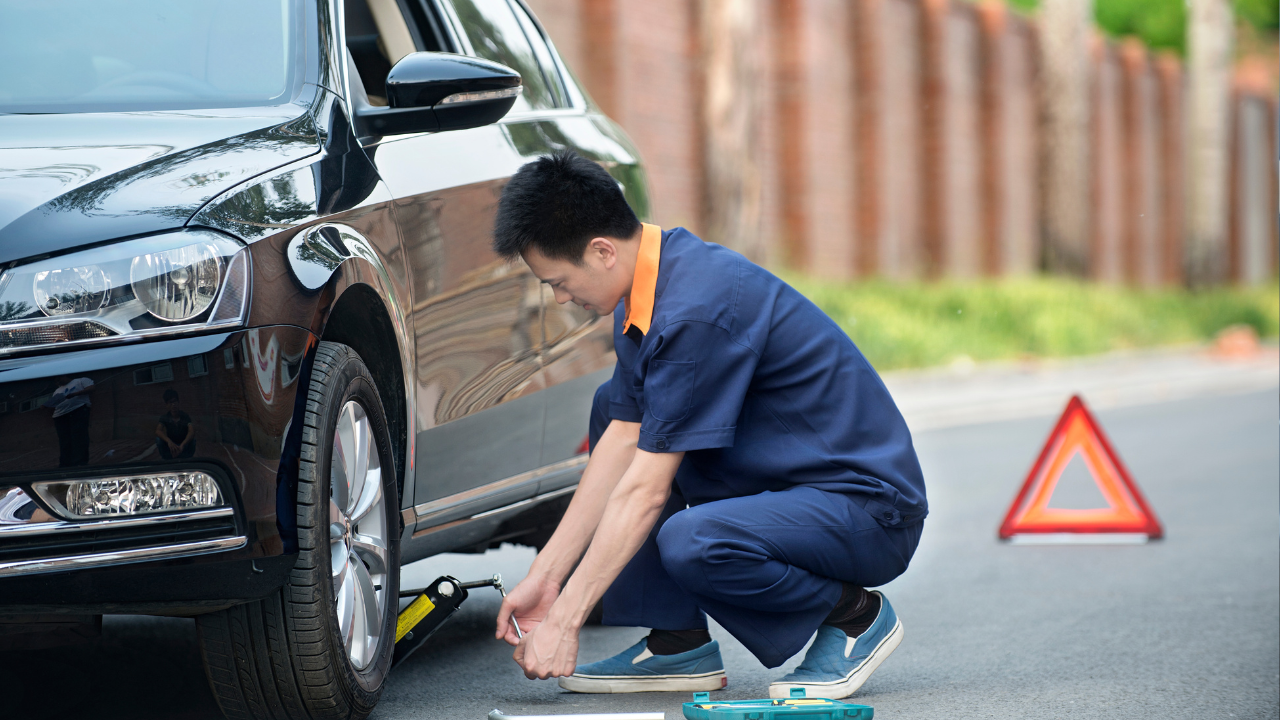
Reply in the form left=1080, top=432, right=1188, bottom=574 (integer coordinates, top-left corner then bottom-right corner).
left=511, top=447, right=684, bottom=680
left=496, top=418, right=641, bottom=643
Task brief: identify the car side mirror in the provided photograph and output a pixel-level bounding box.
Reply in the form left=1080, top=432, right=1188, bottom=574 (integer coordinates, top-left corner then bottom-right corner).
left=353, top=52, right=522, bottom=137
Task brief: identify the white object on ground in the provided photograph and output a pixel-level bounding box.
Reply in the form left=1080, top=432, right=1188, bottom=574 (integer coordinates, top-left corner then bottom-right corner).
left=1007, top=533, right=1150, bottom=545
left=488, top=711, right=664, bottom=720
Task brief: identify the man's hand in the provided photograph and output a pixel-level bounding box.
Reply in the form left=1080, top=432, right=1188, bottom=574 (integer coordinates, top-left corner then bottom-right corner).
left=506, top=448, right=682, bottom=679
left=488, top=420, right=678, bottom=681
left=495, top=572, right=560, bottom=646
left=512, top=607, right=581, bottom=680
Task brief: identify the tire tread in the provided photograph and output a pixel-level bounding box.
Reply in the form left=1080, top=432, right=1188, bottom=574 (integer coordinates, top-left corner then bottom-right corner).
left=197, top=342, right=396, bottom=720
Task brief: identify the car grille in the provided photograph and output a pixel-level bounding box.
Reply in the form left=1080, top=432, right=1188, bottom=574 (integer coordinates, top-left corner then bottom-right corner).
left=0, top=507, right=244, bottom=578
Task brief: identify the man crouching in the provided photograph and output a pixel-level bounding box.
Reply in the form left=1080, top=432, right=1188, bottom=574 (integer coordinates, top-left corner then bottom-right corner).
left=492, top=152, right=927, bottom=699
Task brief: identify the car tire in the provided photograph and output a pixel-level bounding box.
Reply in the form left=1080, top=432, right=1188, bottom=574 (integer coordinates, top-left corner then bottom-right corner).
left=197, top=341, right=401, bottom=720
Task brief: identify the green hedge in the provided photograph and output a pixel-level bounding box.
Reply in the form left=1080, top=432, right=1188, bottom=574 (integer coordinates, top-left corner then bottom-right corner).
left=785, top=275, right=1279, bottom=371
left=1005, top=0, right=1277, bottom=55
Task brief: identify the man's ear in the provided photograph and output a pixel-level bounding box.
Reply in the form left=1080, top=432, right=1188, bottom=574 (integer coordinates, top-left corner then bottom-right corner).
left=587, top=237, right=619, bottom=270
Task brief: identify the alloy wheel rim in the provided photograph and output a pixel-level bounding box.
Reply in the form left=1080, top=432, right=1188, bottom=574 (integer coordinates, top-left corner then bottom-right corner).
left=329, top=399, right=389, bottom=671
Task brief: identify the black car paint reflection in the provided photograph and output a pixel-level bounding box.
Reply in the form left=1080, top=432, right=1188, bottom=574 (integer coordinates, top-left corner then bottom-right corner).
left=0, top=0, right=642, bottom=630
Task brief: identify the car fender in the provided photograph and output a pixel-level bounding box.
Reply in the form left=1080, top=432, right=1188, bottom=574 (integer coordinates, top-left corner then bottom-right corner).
left=288, top=221, right=416, bottom=506
left=289, top=222, right=410, bottom=350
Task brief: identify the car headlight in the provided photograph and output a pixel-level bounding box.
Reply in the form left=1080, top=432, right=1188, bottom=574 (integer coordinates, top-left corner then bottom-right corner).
left=0, top=229, right=250, bottom=355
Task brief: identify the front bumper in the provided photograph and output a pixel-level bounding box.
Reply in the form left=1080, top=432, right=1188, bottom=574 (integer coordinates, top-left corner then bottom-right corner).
left=0, top=325, right=315, bottom=613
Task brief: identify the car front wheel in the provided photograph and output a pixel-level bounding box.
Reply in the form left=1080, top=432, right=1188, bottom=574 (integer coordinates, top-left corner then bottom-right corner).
left=198, top=341, right=400, bottom=720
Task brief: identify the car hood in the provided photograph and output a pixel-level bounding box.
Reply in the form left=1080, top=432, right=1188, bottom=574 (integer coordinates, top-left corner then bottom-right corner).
left=0, top=105, right=319, bottom=265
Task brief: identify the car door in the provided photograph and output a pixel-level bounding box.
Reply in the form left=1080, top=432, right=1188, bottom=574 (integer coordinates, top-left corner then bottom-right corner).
left=486, top=1, right=650, bottom=471
left=343, top=0, right=547, bottom=523
left=441, top=0, right=652, bottom=474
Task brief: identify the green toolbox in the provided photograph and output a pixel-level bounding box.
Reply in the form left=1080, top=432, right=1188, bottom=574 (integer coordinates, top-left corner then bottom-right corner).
left=682, top=689, right=873, bottom=720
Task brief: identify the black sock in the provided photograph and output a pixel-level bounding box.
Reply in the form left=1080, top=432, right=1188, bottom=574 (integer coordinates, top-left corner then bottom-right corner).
left=645, top=628, right=711, bottom=655
left=824, top=584, right=881, bottom=638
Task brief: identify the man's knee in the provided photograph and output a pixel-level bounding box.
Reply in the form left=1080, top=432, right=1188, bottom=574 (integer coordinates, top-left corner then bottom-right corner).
left=658, top=504, right=792, bottom=597
left=655, top=508, right=719, bottom=593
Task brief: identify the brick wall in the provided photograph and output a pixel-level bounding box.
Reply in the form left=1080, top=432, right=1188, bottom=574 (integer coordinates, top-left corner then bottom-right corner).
left=1091, top=40, right=1124, bottom=283
left=774, top=0, right=859, bottom=274
left=1229, top=93, right=1279, bottom=284
left=529, top=0, right=704, bottom=234
left=526, top=0, right=1277, bottom=285
left=854, top=0, right=923, bottom=278
left=1154, top=54, right=1185, bottom=285
left=977, top=4, right=1038, bottom=276
left=1119, top=40, right=1160, bottom=286
left=938, top=1, right=984, bottom=278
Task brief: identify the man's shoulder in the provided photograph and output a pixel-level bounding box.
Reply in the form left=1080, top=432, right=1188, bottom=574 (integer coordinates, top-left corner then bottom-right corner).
left=662, top=227, right=787, bottom=287
left=658, top=228, right=783, bottom=300
left=661, top=227, right=742, bottom=268
left=650, top=232, right=803, bottom=359
left=655, top=230, right=742, bottom=329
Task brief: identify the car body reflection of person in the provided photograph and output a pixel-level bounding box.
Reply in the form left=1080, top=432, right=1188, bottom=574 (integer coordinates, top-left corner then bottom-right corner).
left=155, top=389, right=196, bottom=459
left=44, top=375, right=95, bottom=467
left=0, top=486, right=56, bottom=524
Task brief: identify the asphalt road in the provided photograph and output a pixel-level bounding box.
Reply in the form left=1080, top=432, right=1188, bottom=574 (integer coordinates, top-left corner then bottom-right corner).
left=4, top=388, right=1277, bottom=720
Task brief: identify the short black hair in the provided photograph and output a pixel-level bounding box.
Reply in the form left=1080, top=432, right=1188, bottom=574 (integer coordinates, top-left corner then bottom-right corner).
left=493, top=152, right=641, bottom=263
left=163, top=389, right=179, bottom=403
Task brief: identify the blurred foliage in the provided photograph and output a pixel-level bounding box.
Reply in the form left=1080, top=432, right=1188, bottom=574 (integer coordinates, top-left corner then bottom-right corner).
left=1234, top=0, right=1280, bottom=30
left=1002, top=0, right=1278, bottom=55
left=785, top=275, right=1280, bottom=371
left=1095, top=0, right=1187, bottom=53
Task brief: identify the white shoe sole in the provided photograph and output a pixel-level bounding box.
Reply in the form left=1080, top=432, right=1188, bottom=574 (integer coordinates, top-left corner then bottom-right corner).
left=768, top=619, right=904, bottom=700
left=559, top=671, right=727, bottom=694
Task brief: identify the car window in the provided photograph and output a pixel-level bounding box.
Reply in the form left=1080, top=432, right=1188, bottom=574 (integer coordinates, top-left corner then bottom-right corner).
left=449, top=0, right=556, bottom=111
left=0, top=0, right=301, bottom=114
left=509, top=2, right=567, bottom=108
left=404, top=0, right=453, bottom=53
left=346, top=0, right=451, bottom=106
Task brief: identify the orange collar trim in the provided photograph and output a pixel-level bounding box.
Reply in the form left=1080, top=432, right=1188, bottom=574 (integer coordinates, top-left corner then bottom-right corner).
left=623, top=223, right=662, bottom=336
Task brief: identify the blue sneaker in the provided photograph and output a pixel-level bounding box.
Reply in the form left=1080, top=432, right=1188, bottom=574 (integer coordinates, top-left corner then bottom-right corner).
left=559, top=638, right=727, bottom=693
left=769, top=591, right=903, bottom=699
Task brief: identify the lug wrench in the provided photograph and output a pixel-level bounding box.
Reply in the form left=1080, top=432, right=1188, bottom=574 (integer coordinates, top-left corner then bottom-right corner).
left=459, top=573, right=523, bottom=638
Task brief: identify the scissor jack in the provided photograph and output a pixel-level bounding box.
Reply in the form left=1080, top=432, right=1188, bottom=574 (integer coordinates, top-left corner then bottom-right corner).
left=393, top=573, right=523, bottom=667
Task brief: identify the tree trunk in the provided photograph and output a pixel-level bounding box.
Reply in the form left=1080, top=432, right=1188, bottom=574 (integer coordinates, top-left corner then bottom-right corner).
left=699, top=0, right=765, bottom=261
left=1185, top=0, right=1234, bottom=286
left=1037, top=0, right=1094, bottom=276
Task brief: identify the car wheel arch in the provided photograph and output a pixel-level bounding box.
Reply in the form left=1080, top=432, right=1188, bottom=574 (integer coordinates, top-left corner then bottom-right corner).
left=315, top=279, right=409, bottom=507
left=277, top=219, right=412, bottom=508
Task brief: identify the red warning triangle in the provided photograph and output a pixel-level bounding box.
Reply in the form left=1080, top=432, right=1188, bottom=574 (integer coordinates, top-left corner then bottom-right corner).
left=999, top=395, right=1162, bottom=539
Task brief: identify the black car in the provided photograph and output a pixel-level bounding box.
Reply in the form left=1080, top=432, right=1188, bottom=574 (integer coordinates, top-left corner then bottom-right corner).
left=0, top=1, right=644, bottom=717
